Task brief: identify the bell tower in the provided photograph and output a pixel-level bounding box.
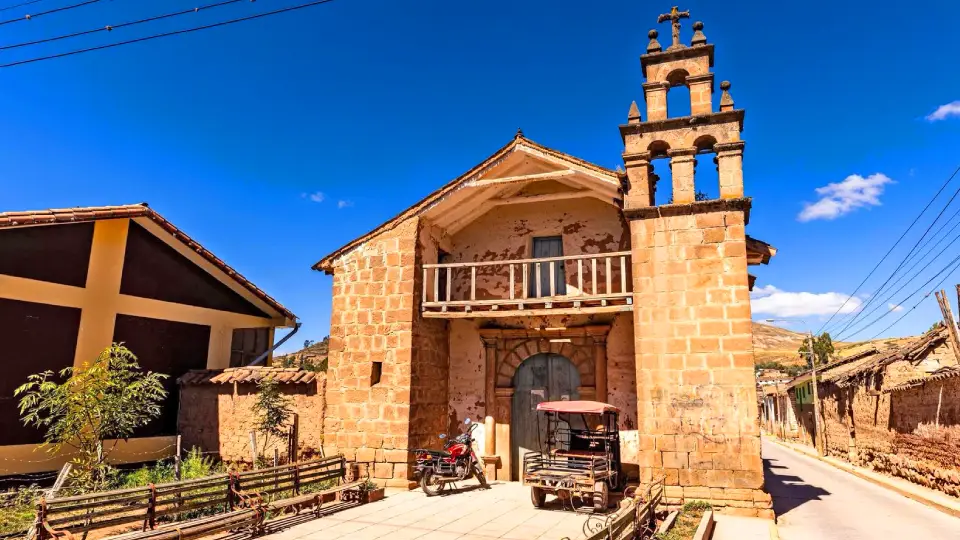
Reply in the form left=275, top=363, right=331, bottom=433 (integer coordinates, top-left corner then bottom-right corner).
left=621, top=7, right=770, bottom=516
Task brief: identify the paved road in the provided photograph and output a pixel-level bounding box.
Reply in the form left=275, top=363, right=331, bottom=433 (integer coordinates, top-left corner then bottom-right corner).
left=763, top=439, right=960, bottom=539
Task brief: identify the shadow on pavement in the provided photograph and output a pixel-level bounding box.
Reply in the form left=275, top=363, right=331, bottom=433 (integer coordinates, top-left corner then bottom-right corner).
left=764, top=456, right=831, bottom=517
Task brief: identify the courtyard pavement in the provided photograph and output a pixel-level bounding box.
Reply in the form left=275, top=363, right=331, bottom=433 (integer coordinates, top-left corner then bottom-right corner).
left=260, top=481, right=594, bottom=540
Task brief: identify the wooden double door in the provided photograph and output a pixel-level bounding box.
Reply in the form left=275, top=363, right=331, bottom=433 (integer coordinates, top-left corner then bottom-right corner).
left=510, top=353, right=580, bottom=479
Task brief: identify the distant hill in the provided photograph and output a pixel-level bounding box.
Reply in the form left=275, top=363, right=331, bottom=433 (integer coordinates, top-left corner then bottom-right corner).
left=751, top=322, right=917, bottom=368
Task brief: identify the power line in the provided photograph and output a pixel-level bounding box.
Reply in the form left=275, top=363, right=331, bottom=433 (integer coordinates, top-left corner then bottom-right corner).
left=838, top=250, right=960, bottom=341
left=864, top=255, right=960, bottom=341
left=0, top=0, right=247, bottom=51
left=0, top=0, right=101, bottom=26
left=829, top=173, right=960, bottom=337
left=0, top=0, right=43, bottom=13
left=817, top=165, right=960, bottom=335
left=0, top=0, right=338, bottom=68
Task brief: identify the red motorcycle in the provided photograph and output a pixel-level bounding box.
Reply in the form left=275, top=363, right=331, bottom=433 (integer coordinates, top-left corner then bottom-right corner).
left=413, top=418, right=489, bottom=496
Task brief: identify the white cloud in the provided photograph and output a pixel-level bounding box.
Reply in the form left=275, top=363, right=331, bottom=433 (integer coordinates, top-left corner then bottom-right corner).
left=926, top=101, right=960, bottom=122
left=337, top=200, right=353, bottom=209
left=751, top=285, right=862, bottom=318
left=798, top=173, right=893, bottom=222
left=308, top=191, right=325, bottom=203
left=888, top=303, right=904, bottom=313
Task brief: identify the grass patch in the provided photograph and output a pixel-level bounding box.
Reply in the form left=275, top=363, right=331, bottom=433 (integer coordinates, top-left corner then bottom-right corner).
left=0, top=485, right=43, bottom=537
left=656, top=501, right=711, bottom=540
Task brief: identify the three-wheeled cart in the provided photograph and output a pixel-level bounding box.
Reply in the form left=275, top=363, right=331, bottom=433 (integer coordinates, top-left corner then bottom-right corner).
left=522, top=400, right=625, bottom=511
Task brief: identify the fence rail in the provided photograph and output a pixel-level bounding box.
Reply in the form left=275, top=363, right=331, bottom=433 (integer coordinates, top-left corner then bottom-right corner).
left=422, top=251, right=632, bottom=315
left=580, top=477, right=664, bottom=540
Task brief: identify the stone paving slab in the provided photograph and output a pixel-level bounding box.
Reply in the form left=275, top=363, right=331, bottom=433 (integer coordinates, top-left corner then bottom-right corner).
left=259, top=481, right=595, bottom=540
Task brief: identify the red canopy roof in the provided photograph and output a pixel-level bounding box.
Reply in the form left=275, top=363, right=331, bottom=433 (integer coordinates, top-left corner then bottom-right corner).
left=536, top=400, right=619, bottom=414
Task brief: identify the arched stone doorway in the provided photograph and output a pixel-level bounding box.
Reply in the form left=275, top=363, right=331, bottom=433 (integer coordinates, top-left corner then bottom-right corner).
left=510, top=353, right=581, bottom=479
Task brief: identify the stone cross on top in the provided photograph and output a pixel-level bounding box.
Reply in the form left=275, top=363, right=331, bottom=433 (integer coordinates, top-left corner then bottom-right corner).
left=657, top=6, right=690, bottom=50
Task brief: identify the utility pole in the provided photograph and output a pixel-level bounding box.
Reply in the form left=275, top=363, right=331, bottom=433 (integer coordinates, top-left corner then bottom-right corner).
left=808, top=331, right=823, bottom=455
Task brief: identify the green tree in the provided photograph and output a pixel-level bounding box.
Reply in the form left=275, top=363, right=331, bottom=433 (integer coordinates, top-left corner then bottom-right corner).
left=15, top=344, right=168, bottom=491
left=798, top=332, right=835, bottom=367
left=252, top=378, right=293, bottom=460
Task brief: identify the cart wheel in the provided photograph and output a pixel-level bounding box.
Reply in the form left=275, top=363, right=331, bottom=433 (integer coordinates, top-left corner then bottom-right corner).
left=420, top=469, right=444, bottom=497
left=593, top=481, right=609, bottom=511
left=530, top=486, right=546, bottom=508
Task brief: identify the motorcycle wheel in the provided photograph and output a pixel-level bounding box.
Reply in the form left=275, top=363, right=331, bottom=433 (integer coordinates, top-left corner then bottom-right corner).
left=473, top=463, right=489, bottom=488
left=420, top=469, right=445, bottom=497
left=530, top=486, right=546, bottom=508
left=593, top=480, right=609, bottom=512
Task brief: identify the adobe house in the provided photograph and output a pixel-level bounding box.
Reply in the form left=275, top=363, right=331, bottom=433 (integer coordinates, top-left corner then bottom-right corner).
left=313, top=9, right=776, bottom=514
left=0, top=203, right=295, bottom=474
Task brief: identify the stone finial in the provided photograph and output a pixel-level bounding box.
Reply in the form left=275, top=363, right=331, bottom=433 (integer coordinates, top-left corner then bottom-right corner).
left=515, top=127, right=524, bottom=139
left=647, top=29, right=662, bottom=53
left=691, top=21, right=707, bottom=45
left=720, top=81, right=734, bottom=111
left=627, top=101, right=641, bottom=124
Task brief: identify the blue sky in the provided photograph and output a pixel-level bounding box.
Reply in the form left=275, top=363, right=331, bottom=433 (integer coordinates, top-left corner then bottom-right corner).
left=1, top=0, right=959, bottom=352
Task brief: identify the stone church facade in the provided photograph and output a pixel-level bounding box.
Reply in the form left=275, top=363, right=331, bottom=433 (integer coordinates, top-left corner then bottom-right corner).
left=313, top=8, right=775, bottom=515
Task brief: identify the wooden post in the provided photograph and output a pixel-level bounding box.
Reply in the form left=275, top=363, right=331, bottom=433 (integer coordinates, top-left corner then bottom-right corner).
left=936, top=384, right=944, bottom=427
left=422, top=268, right=428, bottom=303
left=605, top=257, right=612, bottom=294
left=433, top=268, right=439, bottom=303
left=577, top=259, right=583, bottom=295
left=446, top=267, right=452, bottom=303
left=249, top=431, right=258, bottom=469
left=174, top=434, right=182, bottom=481
left=809, top=333, right=823, bottom=456
left=522, top=263, right=528, bottom=299
left=471, top=267, right=477, bottom=301
left=290, top=413, right=300, bottom=462
left=591, top=258, right=597, bottom=295
left=620, top=256, right=627, bottom=293
left=536, top=263, right=542, bottom=298
left=509, top=264, right=515, bottom=300
left=549, top=261, right=556, bottom=297
left=936, top=289, right=960, bottom=363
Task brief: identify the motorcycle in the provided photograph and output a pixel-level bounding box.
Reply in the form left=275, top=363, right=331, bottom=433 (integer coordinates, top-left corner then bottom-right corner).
left=412, top=418, right=489, bottom=496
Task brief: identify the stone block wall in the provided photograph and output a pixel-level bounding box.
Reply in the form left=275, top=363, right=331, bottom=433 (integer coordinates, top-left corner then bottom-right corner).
left=629, top=205, right=768, bottom=516
left=323, top=217, right=420, bottom=487
left=178, top=378, right=325, bottom=463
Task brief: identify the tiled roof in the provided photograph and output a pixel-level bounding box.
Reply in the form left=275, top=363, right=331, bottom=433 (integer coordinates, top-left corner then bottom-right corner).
left=178, top=367, right=320, bottom=385
left=886, top=366, right=960, bottom=393
left=0, top=203, right=295, bottom=321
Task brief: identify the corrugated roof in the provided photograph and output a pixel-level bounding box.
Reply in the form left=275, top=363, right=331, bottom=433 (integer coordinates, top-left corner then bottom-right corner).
left=178, top=367, right=319, bottom=385
left=0, top=203, right=295, bottom=322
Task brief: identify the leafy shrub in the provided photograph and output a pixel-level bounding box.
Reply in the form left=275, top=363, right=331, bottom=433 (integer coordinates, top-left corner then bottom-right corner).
left=0, top=485, right=42, bottom=536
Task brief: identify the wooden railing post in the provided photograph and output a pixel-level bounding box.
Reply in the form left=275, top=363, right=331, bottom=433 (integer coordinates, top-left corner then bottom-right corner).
left=34, top=498, right=47, bottom=540
left=620, top=255, right=627, bottom=293
left=446, top=268, right=452, bottom=303
left=591, top=258, right=597, bottom=295
left=577, top=259, right=583, bottom=295
left=522, top=263, right=528, bottom=299
left=470, top=267, right=476, bottom=301
left=145, top=484, right=156, bottom=531
left=549, top=261, right=556, bottom=297
left=536, top=263, right=542, bottom=298
left=509, top=264, right=515, bottom=300
left=605, top=256, right=612, bottom=294
left=422, top=268, right=428, bottom=303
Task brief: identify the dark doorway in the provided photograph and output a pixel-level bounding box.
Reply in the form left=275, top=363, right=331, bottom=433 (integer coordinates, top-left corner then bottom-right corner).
left=529, top=236, right=566, bottom=298
left=510, top=353, right=580, bottom=479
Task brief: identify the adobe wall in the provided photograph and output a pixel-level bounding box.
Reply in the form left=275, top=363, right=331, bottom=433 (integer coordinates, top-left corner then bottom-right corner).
left=606, top=312, right=639, bottom=474
left=630, top=207, right=770, bottom=517
left=804, top=373, right=960, bottom=498
left=178, top=378, right=326, bottom=463
left=447, top=197, right=629, bottom=300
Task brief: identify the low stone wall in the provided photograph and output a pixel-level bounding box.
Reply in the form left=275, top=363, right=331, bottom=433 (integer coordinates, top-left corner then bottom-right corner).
left=178, top=375, right=326, bottom=463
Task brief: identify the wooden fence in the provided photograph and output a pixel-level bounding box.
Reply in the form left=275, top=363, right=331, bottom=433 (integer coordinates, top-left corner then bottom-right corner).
left=577, top=478, right=664, bottom=540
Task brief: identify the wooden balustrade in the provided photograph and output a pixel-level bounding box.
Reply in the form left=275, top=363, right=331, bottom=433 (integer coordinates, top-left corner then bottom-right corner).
left=422, top=251, right=632, bottom=317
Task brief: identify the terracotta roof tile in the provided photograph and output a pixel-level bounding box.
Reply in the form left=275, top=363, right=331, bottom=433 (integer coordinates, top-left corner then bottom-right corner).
left=177, top=366, right=319, bottom=385
left=0, top=203, right=295, bottom=321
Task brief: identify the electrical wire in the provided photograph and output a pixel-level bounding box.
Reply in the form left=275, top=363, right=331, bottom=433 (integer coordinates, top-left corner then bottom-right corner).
left=0, top=0, right=247, bottom=51
left=829, top=176, right=960, bottom=338
left=0, top=0, right=43, bottom=13
left=0, top=0, right=338, bottom=67
left=816, top=165, right=960, bottom=335
left=864, top=255, right=960, bottom=341
left=837, top=251, right=960, bottom=341
left=0, top=0, right=101, bottom=26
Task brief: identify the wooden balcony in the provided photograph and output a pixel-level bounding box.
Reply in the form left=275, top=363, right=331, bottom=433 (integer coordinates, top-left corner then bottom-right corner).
left=421, top=251, right=633, bottom=318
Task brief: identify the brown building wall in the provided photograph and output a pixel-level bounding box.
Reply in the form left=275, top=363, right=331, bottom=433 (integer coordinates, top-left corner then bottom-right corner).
left=630, top=207, right=767, bottom=514
left=446, top=197, right=629, bottom=300
left=805, top=372, right=960, bottom=498
left=606, top=312, right=639, bottom=473
left=178, top=378, right=326, bottom=462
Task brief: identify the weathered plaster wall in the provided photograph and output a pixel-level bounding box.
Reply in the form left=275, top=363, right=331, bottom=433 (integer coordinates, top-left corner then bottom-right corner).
left=447, top=319, right=486, bottom=434
left=606, top=312, right=639, bottom=476
left=446, top=198, right=629, bottom=301
left=178, top=378, right=326, bottom=463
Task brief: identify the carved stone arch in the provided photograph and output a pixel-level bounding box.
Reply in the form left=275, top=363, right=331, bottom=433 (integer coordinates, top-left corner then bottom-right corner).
left=495, top=335, right=595, bottom=388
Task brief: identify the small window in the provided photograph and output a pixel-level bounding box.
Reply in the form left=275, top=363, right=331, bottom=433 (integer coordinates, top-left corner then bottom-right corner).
left=371, top=361, right=383, bottom=386
left=231, top=327, right=270, bottom=367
